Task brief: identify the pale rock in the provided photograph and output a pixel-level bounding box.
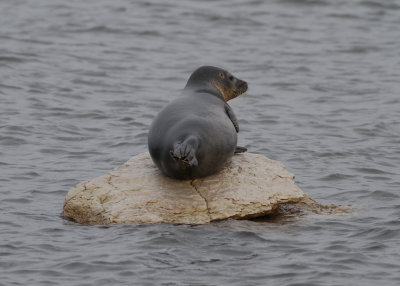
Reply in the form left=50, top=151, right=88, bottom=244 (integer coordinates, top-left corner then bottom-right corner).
left=63, top=152, right=307, bottom=225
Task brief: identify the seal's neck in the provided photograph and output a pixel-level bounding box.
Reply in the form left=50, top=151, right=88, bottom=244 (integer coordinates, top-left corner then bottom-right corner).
left=184, top=82, right=225, bottom=101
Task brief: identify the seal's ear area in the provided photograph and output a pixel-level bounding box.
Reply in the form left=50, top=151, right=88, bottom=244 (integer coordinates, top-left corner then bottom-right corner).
left=212, top=80, right=236, bottom=102
left=218, top=72, right=225, bottom=79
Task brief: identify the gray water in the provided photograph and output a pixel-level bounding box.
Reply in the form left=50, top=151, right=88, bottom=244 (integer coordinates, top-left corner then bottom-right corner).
left=1, top=0, right=399, bottom=285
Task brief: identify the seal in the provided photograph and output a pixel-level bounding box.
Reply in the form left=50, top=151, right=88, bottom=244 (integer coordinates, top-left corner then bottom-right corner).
left=148, top=66, right=248, bottom=180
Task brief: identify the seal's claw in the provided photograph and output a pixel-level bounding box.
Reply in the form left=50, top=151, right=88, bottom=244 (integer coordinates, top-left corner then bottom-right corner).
left=234, top=146, right=247, bottom=154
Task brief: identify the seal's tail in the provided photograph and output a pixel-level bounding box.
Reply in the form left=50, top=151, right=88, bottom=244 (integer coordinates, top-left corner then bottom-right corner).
left=169, top=137, right=198, bottom=168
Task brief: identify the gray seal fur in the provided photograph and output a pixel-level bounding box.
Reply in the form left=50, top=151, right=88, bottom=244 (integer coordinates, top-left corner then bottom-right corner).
left=148, top=66, right=248, bottom=180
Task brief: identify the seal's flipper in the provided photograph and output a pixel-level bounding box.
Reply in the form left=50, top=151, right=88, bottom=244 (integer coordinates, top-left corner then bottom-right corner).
left=224, top=103, right=239, bottom=132
left=234, top=146, right=247, bottom=154
left=169, top=137, right=199, bottom=168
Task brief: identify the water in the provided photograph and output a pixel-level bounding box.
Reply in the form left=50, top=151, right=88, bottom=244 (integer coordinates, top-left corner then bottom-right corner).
left=1, top=0, right=399, bottom=285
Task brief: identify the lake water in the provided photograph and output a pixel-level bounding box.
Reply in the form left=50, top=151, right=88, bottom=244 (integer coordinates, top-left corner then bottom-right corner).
left=1, top=0, right=399, bottom=285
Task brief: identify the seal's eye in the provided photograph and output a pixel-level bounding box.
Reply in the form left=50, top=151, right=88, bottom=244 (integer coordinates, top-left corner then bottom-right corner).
left=229, top=76, right=234, bottom=81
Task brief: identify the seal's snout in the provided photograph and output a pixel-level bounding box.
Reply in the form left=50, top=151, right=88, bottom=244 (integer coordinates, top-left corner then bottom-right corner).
left=238, top=80, right=248, bottom=93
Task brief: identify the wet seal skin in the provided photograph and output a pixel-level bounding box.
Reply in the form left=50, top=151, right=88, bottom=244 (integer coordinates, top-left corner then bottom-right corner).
left=148, top=66, right=248, bottom=180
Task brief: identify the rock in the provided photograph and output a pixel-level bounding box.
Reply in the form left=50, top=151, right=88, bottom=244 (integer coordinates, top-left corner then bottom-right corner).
left=63, top=152, right=306, bottom=225
left=275, top=194, right=354, bottom=216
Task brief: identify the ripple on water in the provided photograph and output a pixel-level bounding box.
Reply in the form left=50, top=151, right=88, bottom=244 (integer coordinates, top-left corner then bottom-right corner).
left=320, top=173, right=354, bottom=181
left=351, top=167, right=393, bottom=175
left=0, top=136, right=27, bottom=146
left=0, top=56, right=27, bottom=63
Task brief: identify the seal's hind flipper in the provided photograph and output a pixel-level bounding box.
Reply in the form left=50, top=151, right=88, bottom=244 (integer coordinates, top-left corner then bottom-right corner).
left=234, top=146, right=247, bottom=154
left=169, top=137, right=198, bottom=168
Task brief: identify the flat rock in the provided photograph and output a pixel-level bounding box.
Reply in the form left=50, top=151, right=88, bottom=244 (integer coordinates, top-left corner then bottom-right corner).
left=63, top=152, right=307, bottom=225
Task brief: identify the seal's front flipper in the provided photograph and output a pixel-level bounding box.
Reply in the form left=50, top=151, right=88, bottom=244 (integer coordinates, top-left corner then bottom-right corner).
left=234, top=146, right=247, bottom=154
left=169, top=137, right=199, bottom=168
left=224, top=103, right=239, bottom=132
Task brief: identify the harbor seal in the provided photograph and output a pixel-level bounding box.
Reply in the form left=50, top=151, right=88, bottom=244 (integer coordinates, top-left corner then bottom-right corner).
left=148, top=66, right=248, bottom=180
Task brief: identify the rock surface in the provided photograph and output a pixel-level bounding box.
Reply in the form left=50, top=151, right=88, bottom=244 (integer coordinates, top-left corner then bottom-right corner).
left=63, top=152, right=306, bottom=225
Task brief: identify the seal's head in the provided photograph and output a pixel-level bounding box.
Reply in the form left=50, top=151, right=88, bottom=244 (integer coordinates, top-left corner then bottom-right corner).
left=185, top=66, right=248, bottom=102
